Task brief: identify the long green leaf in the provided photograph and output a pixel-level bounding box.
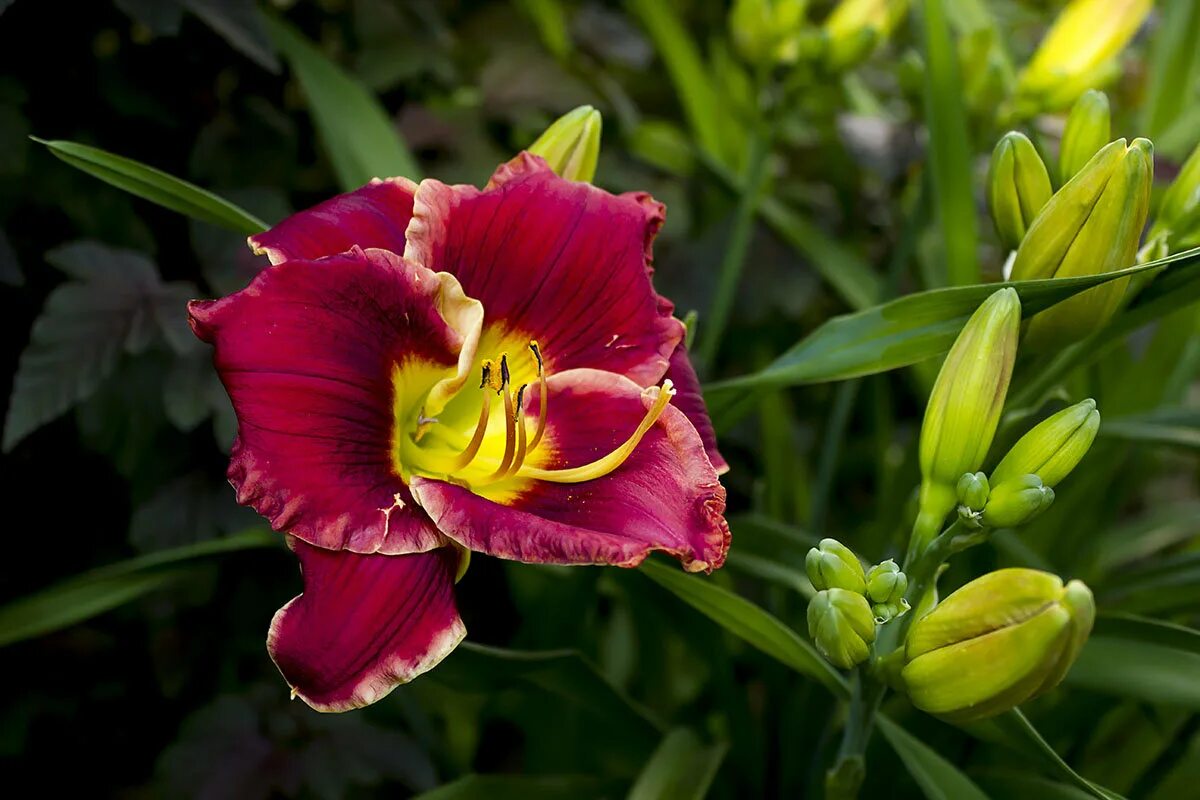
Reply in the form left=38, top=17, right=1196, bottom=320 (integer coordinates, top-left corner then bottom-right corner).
left=639, top=559, right=847, bottom=697
left=626, top=728, right=727, bottom=800
left=1139, top=0, right=1200, bottom=142
left=32, top=138, right=268, bottom=235
left=265, top=15, right=420, bottom=190
left=976, top=773, right=1110, bottom=800
left=1066, top=618, right=1200, bottom=709
left=0, top=529, right=278, bottom=647
left=1099, top=407, right=1200, bottom=450
left=918, top=0, right=979, bottom=286
left=705, top=247, right=1200, bottom=412
left=877, top=716, right=990, bottom=800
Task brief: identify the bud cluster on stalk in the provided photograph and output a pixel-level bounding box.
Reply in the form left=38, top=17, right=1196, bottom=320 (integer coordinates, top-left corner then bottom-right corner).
left=804, top=539, right=909, bottom=669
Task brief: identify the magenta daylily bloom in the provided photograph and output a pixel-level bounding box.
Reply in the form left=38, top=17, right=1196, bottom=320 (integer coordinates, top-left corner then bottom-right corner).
left=190, top=153, right=730, bottom=711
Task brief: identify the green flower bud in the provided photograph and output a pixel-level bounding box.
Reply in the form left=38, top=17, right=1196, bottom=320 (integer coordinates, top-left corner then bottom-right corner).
left=991, top=399, right=1100, bottom=489
left=730, top=0, right=807, bottom=67
left=1012, top=138, right=1154, bottom=349
left=822, top=0, right=909, bottom=72
left=981, top=474, right=1054, bottom=528
left=871, top=600, right=910, bottom=624
left=956, top=472, right=990, bottom=511
left=919, top=288, right=1021, bottom=490
left=902, top=568, right=1095, bottom=721
left=1150, top=141, right=1200, bottom=250
left=808, top=588, right=877, bottom=669
left=1015, top=0, right=1152, bottom=113
left=866, top=559, right=907, bottom=605
left=1059, top=90, right=1111, bottom=183
left=806, top=538, right=867, bottom=594
left=527, top=105, right=602, bottom=184
left=987, top=132, right=1053, bottom=252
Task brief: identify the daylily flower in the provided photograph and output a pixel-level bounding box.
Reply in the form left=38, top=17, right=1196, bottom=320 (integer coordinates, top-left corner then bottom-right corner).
left=189, top=153, right=730, bottom=711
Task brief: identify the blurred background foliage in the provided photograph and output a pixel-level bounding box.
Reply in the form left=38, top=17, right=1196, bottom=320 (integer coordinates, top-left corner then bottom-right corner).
left=1, top=0, right=1198, bottom=797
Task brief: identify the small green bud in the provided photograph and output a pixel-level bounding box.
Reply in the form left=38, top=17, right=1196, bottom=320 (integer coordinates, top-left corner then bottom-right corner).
left=808, top=588, right=877, bottom=669
left=988, top=132, right=1053, bottom=252
left=1015, top=0, right=1152, bottom=113
left=866, top=559, right=907, bottom=605
left=527, top=105, right=602, bottom=183
left=1059, top=90, right=1111, bottom=182
left=871, top=600, right=910, bottom=624
left=822, top=0, right=909, bottom=72
left=1150, top=141, right=1200, bottom=250
left=956, top=472, right=990, bottom=511
left=991, top=399, right=1100, bottom=489
left=806, top=538, right=867, bottom=594
left=730, top=0, right=807, bottom=67
left=919, top=288, right=1021, bottom=490
left=902, top=568, right=1095, bottom=721
left=1013, top=138, right=1154, bottom=349
left=981, top=474, right=1054, bottom=528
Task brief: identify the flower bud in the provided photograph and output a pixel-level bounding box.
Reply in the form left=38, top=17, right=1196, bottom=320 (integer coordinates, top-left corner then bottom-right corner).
left=919, top=288, right=1021, bottom=490
left=987, top=132, right=1053, bottom=251
left=866, top=559, right=907, bottom=605
left=806, top=538, right=867, bottom=594
left=871, top=600, right=909, bottom=624
left=1015, top=0, right=1152, bottom=113
left=981, top=474, right=1054, bottom=528
left=1012, top=138, right=1153, bottom=349
left=1059, top=90, right=1110, bottom=183
left=730, top=0, right=807, bottom=67
left=902, top=568, right=1095, bottom=721
left=808, top=588, right=877, bottom=669
left=527, top=105, right=602, bottom=184
left=991, top=399, right=1100, bottom=489
left=822, top=0, right=909, bottom=72
left=1150, top=142, right=1200, bottom=250
left=956, top=472, right=989, bottom=511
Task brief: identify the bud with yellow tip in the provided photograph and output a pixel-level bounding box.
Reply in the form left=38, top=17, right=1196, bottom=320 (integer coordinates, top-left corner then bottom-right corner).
left=808, top=588, right=877, bottom=669
left=902, top=568, right=1095, bottom=721
left=1059, top=90, right=1111, bottom=182
left=806, top=538, right=867, bottom=594
left=991, top=399, right=1100, bottom=489
left=1015, top=0, right=1152, bottom=114
left=822, top=0, right=909, bottom=72
left=1012, top=138, right=1153, bottom=349
left=987, top=132, right=1053, bottom=251
left=527, top=105, right=602, bottom=184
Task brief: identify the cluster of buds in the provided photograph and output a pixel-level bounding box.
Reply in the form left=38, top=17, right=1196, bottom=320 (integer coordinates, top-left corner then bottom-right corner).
left=901, top=568, right=1095, bottom=721
left=805, top=539, right=909, bottom=669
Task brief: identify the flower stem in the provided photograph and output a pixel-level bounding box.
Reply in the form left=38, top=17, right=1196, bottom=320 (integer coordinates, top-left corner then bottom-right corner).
left=826, top=670, right=887, bottom=800
left=696, top=127, right=773, bottom=370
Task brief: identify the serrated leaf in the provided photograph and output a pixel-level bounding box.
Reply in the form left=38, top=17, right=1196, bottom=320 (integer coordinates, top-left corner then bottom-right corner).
left=265, top=15, right=420, bottom=190
left=3, top=242, right=176, bottom=451
left=639, top=559, right=847, bottom=697
left=627, top=728, right=727, bottom=800
left=32, top=138, right=268, bottom=235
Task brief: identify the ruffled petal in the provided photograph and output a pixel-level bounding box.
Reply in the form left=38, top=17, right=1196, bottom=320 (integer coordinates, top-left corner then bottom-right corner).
left=409, top=368, right=729, bottom=573
left=189, top=247, right=482, bottom=554
left=664, top=342, right=728, bottom=474
left=268, top=539, right=465, bottom=712
left=404, top=153, right=684, bottom=386
left=248, top=177, right=417, bottom=265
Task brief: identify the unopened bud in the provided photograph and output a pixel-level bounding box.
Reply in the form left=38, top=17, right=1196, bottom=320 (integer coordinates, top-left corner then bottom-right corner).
left=988, top=132, right=1053, bottom=251
left=991, top=399, right=1100, bottom=489
left=1012, top=138, right=1153, bottom=349
left=902, top=568, right=1094, bottom=721
left=806, top=538, right=867, bottom=594
left=1059, top=90, right=1111, bottom=182
left=866, top=559, right=907, bottom=605
left=808, top=588, right=877, bottom=669
left=528, top=105, right=602, bottom=183
left=730, top=0, right=807, bottom=66
left=956, top=472, right=990, bottom=511
left=822, top=0, right=909, bottom=72
left=1016, top=0, right=1152, bottom=113
left=919, top=288, right=1021, bottom=489
left=981, top=474, right=1054, bottom=528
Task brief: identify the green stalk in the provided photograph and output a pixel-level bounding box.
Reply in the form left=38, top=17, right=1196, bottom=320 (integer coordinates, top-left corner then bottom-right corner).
left=696, top=128, right=773, bottom=369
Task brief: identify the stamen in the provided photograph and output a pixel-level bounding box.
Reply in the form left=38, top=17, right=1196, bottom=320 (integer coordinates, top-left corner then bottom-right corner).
left=447, top=387, right=492, bottom=472
left=528, top=340, right=549, bottom=450
left=485, top=356, right=517, bottom=480
left=496, top=380, right=676, bottom=486
left=502, top=384, right=529, bottom=479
